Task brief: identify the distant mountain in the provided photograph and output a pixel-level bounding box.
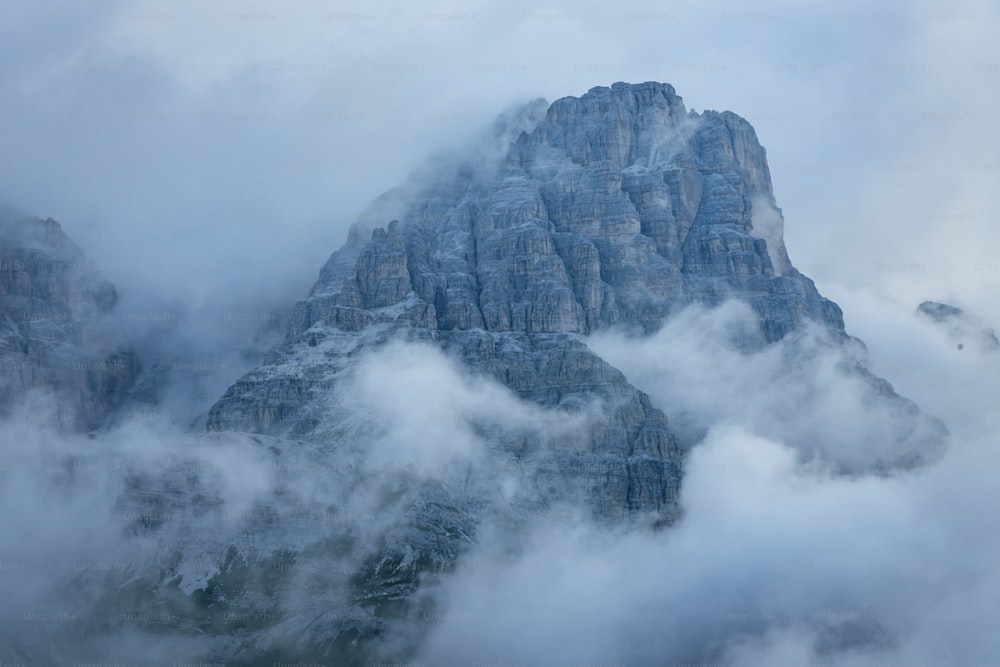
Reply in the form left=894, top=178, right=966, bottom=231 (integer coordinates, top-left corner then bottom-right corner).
left=0, top=208, right=138, bottom=429
left=918, top=300, right=999, bottom=352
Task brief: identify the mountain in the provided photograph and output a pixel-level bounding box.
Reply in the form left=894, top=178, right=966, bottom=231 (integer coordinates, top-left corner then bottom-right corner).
left=917, top=300, right=999, bottom=352
left=184, top=81, right=942, bottom=660
left=208, top=80, right=939, bottom=480
left=0, top=208, right=139, bottom=429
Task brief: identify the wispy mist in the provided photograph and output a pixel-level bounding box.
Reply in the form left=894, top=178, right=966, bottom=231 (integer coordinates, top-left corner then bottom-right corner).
left=1, top=0, right=998, bottom=665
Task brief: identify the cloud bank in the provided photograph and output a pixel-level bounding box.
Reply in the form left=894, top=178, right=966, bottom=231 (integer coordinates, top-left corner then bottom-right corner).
left=418, top=299, right=1000, bottom=666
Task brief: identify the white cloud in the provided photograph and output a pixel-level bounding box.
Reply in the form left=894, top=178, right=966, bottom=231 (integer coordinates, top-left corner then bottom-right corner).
left=339, top=339, right=588, bottom=477
left=420, top=317, right=1000, bottom=664
left=750, top=194, right=789, bottom=275
left=588, top=300, right=947, bottom=472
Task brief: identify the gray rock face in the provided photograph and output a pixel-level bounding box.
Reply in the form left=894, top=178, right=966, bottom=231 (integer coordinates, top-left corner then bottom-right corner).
left=0, top=211, right=139, bottom=429
left=289, top=82, right=840, bottom=342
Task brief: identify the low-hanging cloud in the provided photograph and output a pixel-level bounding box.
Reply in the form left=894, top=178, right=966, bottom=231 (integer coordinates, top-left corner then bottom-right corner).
left=588, top=299, right=947, bottom=472
left=417, top=298, right=1000, bottom=666
left=749, top=194, right=789, bottom=275
left=338, top=339, right=590, bottom=478
left=2, top=292, right=998, bottom=665
left=0, top=337, right=600, bottom=663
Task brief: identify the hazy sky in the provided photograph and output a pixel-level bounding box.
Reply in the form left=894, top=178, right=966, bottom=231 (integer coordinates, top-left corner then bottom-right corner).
left=1, top=0, right=996, bottom=328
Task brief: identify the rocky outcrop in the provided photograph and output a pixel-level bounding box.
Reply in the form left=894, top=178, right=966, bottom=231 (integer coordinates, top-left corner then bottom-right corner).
left=0, top=209, right=139, bottom=430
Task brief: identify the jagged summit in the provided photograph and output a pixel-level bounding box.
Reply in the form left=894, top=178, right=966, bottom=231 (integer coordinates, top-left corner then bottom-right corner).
left=208, top=80, right=932, bottom=483
left=293, top=81, right=837, bottom=344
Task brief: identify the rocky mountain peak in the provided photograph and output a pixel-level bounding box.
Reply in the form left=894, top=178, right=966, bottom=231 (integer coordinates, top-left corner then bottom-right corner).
left=193, top=84, right=948, bottom=660
left=208, top=81, right=939, bottom=504
left=290, top=81, right=835, bottom=353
